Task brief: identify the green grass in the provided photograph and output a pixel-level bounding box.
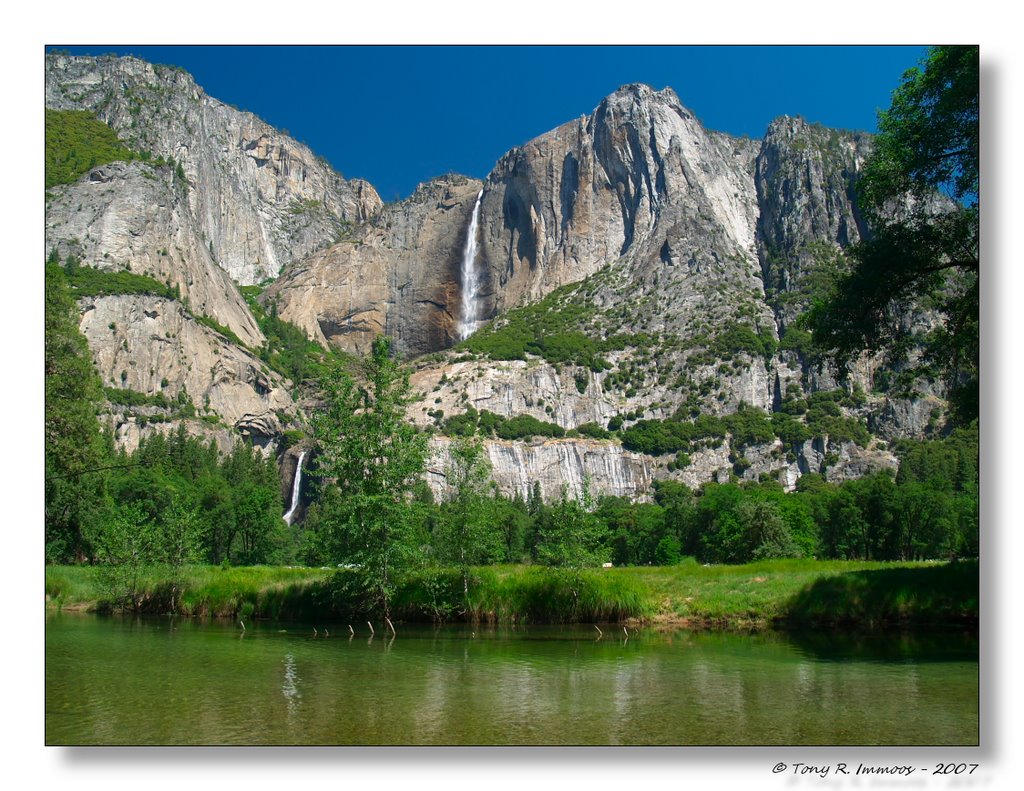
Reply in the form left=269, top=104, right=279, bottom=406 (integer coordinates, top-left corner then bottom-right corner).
left=45, top=559, right=977, bottom=628
left=627, top=558, right=977, bottom=627
left=45, top=564, right=332, bottom=618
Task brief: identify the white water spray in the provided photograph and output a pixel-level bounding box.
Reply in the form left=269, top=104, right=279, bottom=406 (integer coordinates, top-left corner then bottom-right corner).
left=457, top=190, right=484, bottom=340
left=283, top=451, right=305, bottom=525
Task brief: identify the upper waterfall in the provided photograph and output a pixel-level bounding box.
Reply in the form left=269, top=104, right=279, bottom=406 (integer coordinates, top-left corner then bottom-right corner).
left=457, top=190, right=484, bottom=340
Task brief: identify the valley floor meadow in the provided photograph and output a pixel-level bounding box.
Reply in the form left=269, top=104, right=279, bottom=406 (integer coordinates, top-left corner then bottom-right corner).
left=45, top=558, right=978, bottom=630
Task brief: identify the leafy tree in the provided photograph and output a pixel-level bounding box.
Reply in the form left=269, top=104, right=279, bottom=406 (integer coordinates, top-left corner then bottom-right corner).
left=806, top=46, right=979, bottom=422
left=311, top=336, right=429, bottom=618
left=738, top=499, right=800, bottom=560
left=435, top=437, right=502, bottom=604
left=818, top=487, right=867, bottom=560
left=692, top=483, right=747, bottom=563
left=536, top=482, right=610, bottom=570
left=160, top=501, right=203, bottom=612
left=490, top=494, right=533, bottom=563
left=893, top=482, right=954, bottom=560
left=598, top=496, right=667, bottom=566
left=89, top=502, right=162, bottom=611
left=45, top=261, right=110, bottom=561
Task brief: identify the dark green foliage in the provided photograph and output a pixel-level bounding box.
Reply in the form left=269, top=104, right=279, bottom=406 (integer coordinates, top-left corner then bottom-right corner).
left=64, top=264, right=179, bottom=301
left=710, top=322, right=777, bottom=361
left=434, top=437, right=504, bottom=604
left=45, top=263, right=110, bottom=562
left=442, top=406, right=565, bottom=441
left=598, top=497, right=668, bottom=567
left=46, top=109, right=136, bottom=189
left=778, top=325, right=814, bottom=355
left=894, top=422, right=978, bottom=492
left=723, top=404, right=776, bottom=448
left=191, top=313, right=245, bottom=348
left=105, top=426, right=288, bottom=566
left=103, top=387, right=197, bottom=425
left=310, top=337, right=430, bottom=617
left=803, top=391, right=871, bottom=446
left=783, top=561, right=978, bottom=627
left=618, top=406, right=773, bottom=456
left=771, top=411, right=812, bottom=444
left=576, top=421, right=611, bottom=439
left=104, top=387, right=172, bottom=409
left=459, top=282, right=643, bottom=370
left=536, top=485, right=610, bottom=570
left=241, top=291, right=346, bottom=388
left=806, top=46, right=979, bottom=423
left=496, top=413, right=565, bottom=441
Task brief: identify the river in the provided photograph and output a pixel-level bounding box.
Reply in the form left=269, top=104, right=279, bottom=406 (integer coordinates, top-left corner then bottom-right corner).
left=45, top=613, right=977, bottom=745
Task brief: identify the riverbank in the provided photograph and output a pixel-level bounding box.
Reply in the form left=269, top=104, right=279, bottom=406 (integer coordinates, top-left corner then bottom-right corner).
left=44, top=559, right=978, bottom=629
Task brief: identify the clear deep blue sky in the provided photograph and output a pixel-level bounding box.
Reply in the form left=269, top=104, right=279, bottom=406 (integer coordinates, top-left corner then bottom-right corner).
left=55, top=45, right=927, bottom=201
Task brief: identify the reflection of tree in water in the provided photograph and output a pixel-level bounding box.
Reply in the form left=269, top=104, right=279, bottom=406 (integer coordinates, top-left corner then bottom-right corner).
left=282, top=653, right=301, bottom=716
left=787, top=628, right=978, bottom=664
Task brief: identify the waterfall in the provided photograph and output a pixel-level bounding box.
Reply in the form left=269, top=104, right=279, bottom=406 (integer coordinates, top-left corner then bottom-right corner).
left=283, top=451, right=305, bottom=525
left=457, top=190, right=484, bottom=340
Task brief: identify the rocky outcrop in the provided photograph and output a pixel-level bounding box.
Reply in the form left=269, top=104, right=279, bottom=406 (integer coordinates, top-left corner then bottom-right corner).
left=46, top=161, right=264, bottom=348
left=45, top=54, right=382, bottom=284
left=264, top=175, right=483, bottom=356
left=402, top=84, right=926, bottom=495
left=410, top=351, right=774, bottom=434
left=425, top=431, right=897, bottom=503
left=476, top=84, right=763, bottom=315
left=754, top=116, right=871, bottom=325
left=426, top=436, right=654, bottom=503
left=78, top=294, right=295, bottom=451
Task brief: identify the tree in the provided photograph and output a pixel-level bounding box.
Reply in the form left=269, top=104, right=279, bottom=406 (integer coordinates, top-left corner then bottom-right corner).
left=160, top=501, right=203, bottom=612
left=435, top=436, right=502, bottom=605
left=806, top=46, right=979, bottom=422
left=738, top=499, right=800, bottom=561
left=311, top=336, right=429, bottom=619
left=89, top=502, right=162, bottom=612
left=536, top=482, right=610, bottom=570
left=45, top=261, right=110, bottom=562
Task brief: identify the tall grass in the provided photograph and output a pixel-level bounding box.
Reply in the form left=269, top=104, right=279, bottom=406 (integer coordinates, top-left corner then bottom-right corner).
left=45, top=559, right=977, bottom=628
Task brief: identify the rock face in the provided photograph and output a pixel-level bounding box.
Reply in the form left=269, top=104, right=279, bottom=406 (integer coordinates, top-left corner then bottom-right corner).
left=46, top=161, right=264, bottom=348
left=46, top=54, right=382, bottom=284
left=263, top=175, right=482, bottom=356
left=427, top=436, right=655, bottom=503
left=754, top=116, right=871, bottom=327
left=402, top=84, right=930, bottom=493
left=44, top=52, right=942, bottom=502
left=78, top=294, right=295, bottom=451
left=476, top=84, right=763, bottom=315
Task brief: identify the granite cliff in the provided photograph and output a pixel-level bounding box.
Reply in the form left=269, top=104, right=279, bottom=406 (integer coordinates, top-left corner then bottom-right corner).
left=45, top=54, right=942, bottom=507
left=45, top=53, right=382, bottom=285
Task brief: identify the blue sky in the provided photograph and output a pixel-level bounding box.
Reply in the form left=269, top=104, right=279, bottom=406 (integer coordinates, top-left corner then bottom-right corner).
left=54, top=45, right=927, bottom=201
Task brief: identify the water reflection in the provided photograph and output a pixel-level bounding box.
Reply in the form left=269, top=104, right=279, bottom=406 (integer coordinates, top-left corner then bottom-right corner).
left=45, top=615, right=978, bottom=746
left=281, top=653, right=300, bottom=717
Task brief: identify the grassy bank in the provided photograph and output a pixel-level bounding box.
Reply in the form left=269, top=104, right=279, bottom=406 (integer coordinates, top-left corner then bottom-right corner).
left=44, top=559, right=978, bottom=629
